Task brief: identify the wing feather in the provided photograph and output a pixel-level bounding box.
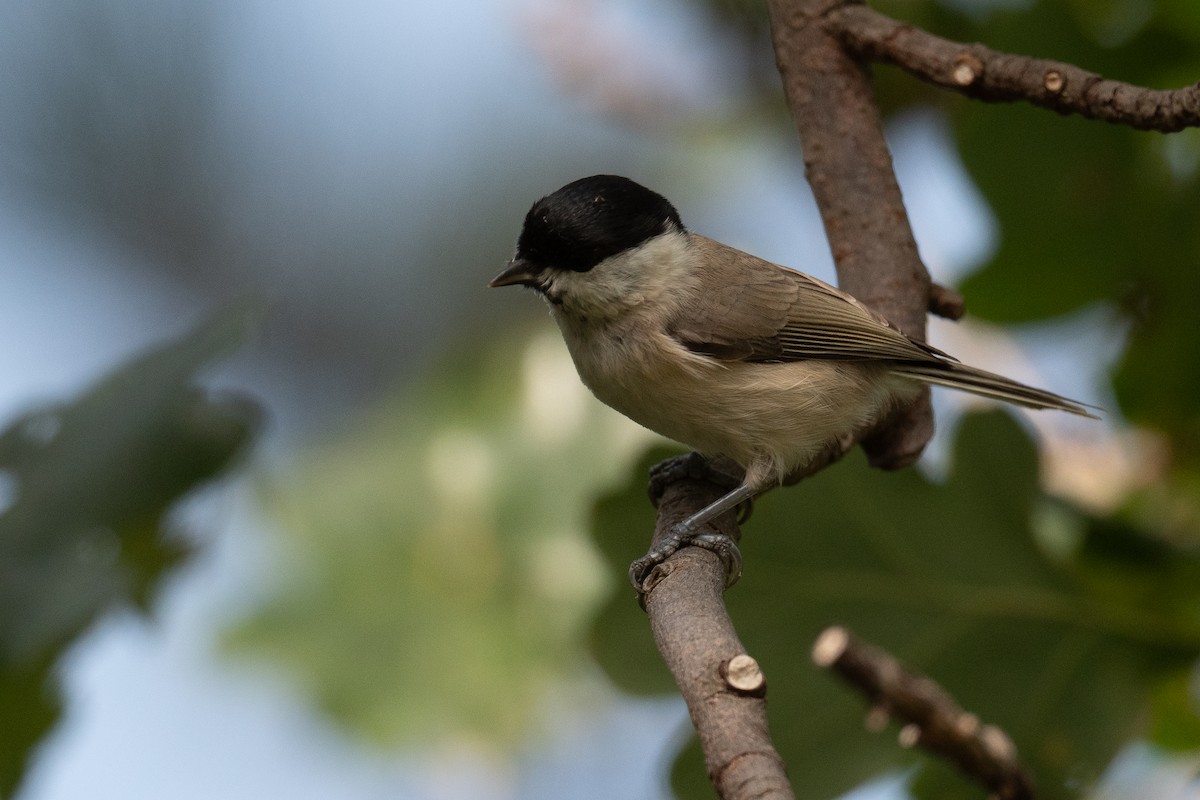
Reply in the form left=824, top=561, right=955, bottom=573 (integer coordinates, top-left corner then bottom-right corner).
left=670, top=235, right=948, bottom=364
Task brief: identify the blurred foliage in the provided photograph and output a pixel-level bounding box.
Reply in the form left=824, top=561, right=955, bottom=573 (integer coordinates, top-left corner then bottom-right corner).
left=227, top=328, right=653, bottom=747
left=937, top=0, right=1200, bottom=468
left=0, top=310, right=261, bottom=796
left=590, top=414, right=1200, bottom=800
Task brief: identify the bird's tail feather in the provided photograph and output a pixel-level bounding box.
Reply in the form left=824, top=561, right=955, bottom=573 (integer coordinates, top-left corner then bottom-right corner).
left=891, top=363, right=1100, bottom=419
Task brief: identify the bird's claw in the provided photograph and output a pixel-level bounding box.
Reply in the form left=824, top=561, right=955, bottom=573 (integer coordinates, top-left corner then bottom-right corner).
left=629, top=523, right=743, bottom=591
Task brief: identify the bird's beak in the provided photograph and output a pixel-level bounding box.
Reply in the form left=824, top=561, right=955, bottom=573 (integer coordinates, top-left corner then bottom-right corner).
left=489, top=258, right=540, bottom=288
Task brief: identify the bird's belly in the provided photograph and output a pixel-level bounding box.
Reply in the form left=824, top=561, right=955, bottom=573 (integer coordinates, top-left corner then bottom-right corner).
left=564, top=326, right=898, bottom=482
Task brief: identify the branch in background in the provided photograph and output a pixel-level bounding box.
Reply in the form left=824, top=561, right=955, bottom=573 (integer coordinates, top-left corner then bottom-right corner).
left=830, top=4, right=1200, bottom=132
left=642, top=476, right=794, bottom=800
left=930, top=282, right=966, bottom=321
left=813, top=627, right=1035, bottom=800
left=766, top=0, right=936, bottom=471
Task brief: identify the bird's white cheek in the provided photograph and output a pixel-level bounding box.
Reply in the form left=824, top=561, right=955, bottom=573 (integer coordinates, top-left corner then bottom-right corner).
left=544, top=231, right=696, bottom=319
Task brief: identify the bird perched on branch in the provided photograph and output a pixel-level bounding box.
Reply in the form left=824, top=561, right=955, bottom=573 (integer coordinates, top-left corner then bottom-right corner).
left=490, top=175, right=1096, bottom=588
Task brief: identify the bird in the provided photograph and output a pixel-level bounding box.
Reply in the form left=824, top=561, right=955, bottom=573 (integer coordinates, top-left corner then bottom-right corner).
left=489, top=174, right=1097, bottom=588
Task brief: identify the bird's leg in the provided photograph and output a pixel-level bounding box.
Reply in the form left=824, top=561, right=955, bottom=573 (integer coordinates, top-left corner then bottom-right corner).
left=629, top=481, right=754, bottom=591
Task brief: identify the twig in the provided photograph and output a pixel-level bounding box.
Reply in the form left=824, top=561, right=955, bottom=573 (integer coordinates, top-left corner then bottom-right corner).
left=829, top=4, right=1200, bottom=132
left=930, top=282, right=966, bottom=321
left=813, top=627, right=1035, bottom=800
left=642, top=476, right=793, bottom=800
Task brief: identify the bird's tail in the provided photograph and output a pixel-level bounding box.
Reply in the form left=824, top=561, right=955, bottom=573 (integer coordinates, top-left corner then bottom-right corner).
left=891, top=362, right=1100, bottom=419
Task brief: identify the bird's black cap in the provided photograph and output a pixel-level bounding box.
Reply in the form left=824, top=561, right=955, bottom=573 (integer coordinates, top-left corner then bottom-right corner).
left=514, top=175, right=684, bottom=273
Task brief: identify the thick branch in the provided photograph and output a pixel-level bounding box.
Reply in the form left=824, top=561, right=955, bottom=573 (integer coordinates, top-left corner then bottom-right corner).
left=831, top=4, right=1200, bottom=132
left=767, top=0, right=935, bottom=471
left=643, top=475, right=793, bottom=800
left=813, top=627, right=1035, bottom=800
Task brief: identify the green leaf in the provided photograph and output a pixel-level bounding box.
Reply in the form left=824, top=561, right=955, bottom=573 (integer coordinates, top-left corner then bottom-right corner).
left=227, top=328, right=646, bottom=748
left=937, top=0, right=1200, bottom=446
left=0, top=655, right=58, bottom=799
left=0, top=308, right=261, bottom=796
left=588, top=412, right=1200, bottom=800
left=1147, top=671, right=1200, bottom=751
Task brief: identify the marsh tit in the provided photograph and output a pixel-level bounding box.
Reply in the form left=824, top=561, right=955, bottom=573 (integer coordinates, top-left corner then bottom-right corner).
left=490, top=174, right=1096, bottom=588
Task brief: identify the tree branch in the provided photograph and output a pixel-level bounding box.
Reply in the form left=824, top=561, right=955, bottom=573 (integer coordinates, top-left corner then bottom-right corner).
left=767, top=0, right=936, bottom=471
left=642, top=475, right=793, bottom=800
left=829, top=4, right=1200, bottom=132
left=813, top=627, right=1035, bottom=800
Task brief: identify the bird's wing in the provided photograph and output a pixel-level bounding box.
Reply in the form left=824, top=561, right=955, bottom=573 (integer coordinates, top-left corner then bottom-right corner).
left=669, top=235, right=950, bottom=364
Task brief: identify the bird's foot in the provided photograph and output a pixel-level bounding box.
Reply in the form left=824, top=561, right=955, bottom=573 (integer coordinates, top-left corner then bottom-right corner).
left=628, top=522, right=743, bottom=592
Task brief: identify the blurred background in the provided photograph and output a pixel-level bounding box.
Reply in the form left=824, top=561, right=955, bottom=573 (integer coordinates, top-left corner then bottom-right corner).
left=1, top=0, right=1199, bottom=798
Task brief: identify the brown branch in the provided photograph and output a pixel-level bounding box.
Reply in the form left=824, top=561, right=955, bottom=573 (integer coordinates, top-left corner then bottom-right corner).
left=813, top=627, right=1035, bottom=800
left=930, top=282, right=966, bottom=321
left=642, top=475, right=793, bottom=800
left=830, top=4, right=1200, bottom=132
left=767, top=0, right=936, bottom=471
